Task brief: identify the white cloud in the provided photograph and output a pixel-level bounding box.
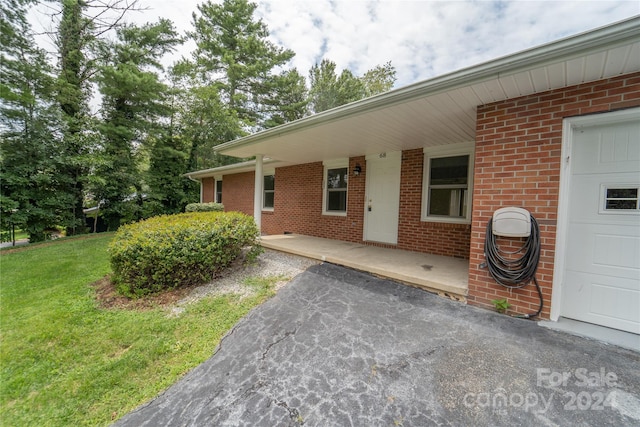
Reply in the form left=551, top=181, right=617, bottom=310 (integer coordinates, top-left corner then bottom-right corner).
left=29, top=0, right=640, bottom=89
left=252, top=0, right=639, bottom=87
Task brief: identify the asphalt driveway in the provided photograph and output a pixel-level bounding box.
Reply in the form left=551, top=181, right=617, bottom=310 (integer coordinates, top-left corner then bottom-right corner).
left=114, top=263, right=640, bottom=426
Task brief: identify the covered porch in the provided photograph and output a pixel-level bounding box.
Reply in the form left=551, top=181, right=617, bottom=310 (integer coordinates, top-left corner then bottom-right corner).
left=261, top=234, right=468, bottom=299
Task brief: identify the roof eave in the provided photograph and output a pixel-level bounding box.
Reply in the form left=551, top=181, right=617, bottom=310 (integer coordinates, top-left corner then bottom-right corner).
left=184, top=158, right=293, bottom=179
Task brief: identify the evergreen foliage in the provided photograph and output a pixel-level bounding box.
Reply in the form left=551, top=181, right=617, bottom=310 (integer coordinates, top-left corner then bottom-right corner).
left=94, top=19, right=182, bottom=229
left=1, top=0, right=397, bottom=231
left=309, top=59, right=397, bottom=113
left=109, top=211, right=261, bottom=297
left=0, top=0, right=73, bottom=242
left=169, top=71, right=242, bottom=171
left=185, top=202, right=224, bottom=212
left=55, top=0, right=97, bottom=235
left=189, top=0, right=301, bottom=129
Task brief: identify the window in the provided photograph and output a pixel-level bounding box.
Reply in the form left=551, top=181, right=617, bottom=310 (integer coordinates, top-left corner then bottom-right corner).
left=215, top=180, right=222, bottom=204
left=263, top=174, right=275, bottom=210
left=323, top=160, right=348, bottom=215
left=428, top=155, right=469, bottom=217
left=326, top=168, right=348, bottom=212
left=422, top=143, right=474, bottom=223
left=601, top=186, right=640, bottom=213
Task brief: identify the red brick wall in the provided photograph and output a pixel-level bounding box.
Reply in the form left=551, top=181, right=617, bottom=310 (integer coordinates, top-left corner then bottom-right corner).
left=201, top=177, right=215, bottom=203
left=397, top=149, right=471, bottom=258
left=222, top=172, right=255, bottom=215
left=262, top=158, right=366, bottom=242
left=468, top=72, right=640, bottom=319
left=213, top=153, right=472, bottom=257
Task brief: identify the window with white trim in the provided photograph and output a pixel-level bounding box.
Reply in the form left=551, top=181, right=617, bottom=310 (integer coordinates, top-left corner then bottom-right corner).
left=215, top=180, right=222, bottom=204
left=422, top=143, right=474, bottom=223
left=263, top=174, right=275, bottom=210
left=600, top=185, right=640, bottom=213
left=323, top=159, right=348, bottom=215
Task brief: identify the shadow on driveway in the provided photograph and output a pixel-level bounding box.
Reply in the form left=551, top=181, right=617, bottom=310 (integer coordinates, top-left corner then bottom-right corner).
left=114, top=263, right=640, bottom=426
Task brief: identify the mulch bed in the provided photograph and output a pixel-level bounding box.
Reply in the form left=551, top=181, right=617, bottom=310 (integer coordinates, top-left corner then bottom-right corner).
left=91, top=276, right=196, bottom=311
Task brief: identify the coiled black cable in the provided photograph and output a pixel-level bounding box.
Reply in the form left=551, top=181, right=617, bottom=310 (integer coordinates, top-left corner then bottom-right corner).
left=484, top=213, right=544, bottom=319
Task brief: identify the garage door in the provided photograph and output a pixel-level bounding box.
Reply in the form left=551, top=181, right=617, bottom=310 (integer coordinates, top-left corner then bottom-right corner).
left=561, top=111, right=640, bottom=334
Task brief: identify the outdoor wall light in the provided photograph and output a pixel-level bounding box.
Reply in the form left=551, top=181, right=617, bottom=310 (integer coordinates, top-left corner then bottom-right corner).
left=353, top=163, right=362, bottom=176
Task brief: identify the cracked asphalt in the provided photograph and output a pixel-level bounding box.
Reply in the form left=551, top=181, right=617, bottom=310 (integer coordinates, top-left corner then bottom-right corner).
left=113, top=263, right=640, bottom=426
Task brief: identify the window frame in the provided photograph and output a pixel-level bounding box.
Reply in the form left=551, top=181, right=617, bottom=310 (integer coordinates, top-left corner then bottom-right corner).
left=421, top=142, right=474, bottom=224
left=599, top=184, right=640, bottom=215
left=262, top=171, right=275, bottom=211
left=215, top=178, right=223, bottom=204
left=322, top=159, right=349, bottom=216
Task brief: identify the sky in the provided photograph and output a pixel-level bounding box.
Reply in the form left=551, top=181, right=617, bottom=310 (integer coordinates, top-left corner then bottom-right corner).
left=29, top=0, right=640, bottom=89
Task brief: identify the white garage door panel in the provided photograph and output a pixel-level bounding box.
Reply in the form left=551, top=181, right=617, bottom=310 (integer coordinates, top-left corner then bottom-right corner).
left=565, top=223, right=640, bottom=280
left=561, top=111, right=640, bottom=334
left=568, top=174, right=640, bottom=223
left=572, top=120, right=640, bottom=174
left=593, top=233, right=640, bottom=271
left=562, top=272, right=640, bottom=334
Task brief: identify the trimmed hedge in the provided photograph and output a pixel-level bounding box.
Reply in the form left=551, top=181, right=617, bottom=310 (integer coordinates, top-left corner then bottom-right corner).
left=185, top=202, right=224, bottom=212
left=109, top=211, right=261, bottom=297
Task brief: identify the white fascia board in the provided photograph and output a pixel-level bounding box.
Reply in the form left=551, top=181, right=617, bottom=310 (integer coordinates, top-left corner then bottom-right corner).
left=183, top=158, right=291, bottom=179
left=183, top=160, right=259, bottom=180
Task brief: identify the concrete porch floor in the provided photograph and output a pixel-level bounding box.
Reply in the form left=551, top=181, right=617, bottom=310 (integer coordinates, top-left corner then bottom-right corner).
left=260, top=234, right=468, bottom=298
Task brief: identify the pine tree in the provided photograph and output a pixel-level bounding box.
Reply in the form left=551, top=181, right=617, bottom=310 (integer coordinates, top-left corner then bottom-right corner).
left=146, top=132, right=191, bottom=215
left=189, top=0, right=303, bottom=133
left=261, top=68, right=308, bottom=128
left=308, top=59, right=397, bottom=114
left=0, top=0, right=72, bottom=242
left=52, top=0, right=143, bottom=233
left=94, top=19, right=181, bottom=229
left=55, top=0, right=95, bottom=234
left=169, top=72, right=243, bottom=172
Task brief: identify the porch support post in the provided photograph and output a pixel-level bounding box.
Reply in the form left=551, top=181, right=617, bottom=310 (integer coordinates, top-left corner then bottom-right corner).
left=253, top=154, right=263, bottom=232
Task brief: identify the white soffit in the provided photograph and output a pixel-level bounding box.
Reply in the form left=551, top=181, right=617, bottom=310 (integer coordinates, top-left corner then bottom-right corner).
left=215, top=17, right=640, bottom=165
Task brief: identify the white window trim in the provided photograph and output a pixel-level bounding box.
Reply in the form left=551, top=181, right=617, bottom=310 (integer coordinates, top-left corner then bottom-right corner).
left=421, top=142, right=475, bottom=224
left=322, top=159, right=349, bottom=216
left=598, top=184, right=640, bottom=215
left=214, top=176, right=222, bottom=204
left=262, top=168, right=275, bottom=212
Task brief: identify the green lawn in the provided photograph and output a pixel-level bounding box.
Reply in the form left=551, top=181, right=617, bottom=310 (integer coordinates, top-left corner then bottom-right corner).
left=0, top=234, right=278, bottom=426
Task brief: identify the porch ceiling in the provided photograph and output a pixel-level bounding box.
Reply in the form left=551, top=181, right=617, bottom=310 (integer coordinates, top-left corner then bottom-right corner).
left=216, top=17, right=640, bottom=165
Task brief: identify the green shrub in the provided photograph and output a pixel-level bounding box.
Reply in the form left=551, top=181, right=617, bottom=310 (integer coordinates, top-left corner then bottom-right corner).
left=185, top=202, right=224, bottom=212
left=109, top=211, right=261, bottom=297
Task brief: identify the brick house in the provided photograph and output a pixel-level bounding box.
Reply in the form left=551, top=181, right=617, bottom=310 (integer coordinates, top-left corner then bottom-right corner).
left=186, top=18, right=640, bottom=335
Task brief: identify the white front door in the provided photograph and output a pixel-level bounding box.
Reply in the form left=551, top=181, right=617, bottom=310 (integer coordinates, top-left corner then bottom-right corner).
left=364, top=151, right=401, bottom=244
left=560, top=111, right=640, bottom=334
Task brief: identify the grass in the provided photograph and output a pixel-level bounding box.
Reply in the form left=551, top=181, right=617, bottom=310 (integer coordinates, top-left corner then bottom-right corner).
left=0, top=228, right=28, bottom=244
left=12, top=229, right=28, bottom=241
left=0, top=234, right=281, bottom=426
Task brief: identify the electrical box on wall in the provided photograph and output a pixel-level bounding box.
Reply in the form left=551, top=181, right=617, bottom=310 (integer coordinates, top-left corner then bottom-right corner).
left=492, top=207, right=531, bottom=237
